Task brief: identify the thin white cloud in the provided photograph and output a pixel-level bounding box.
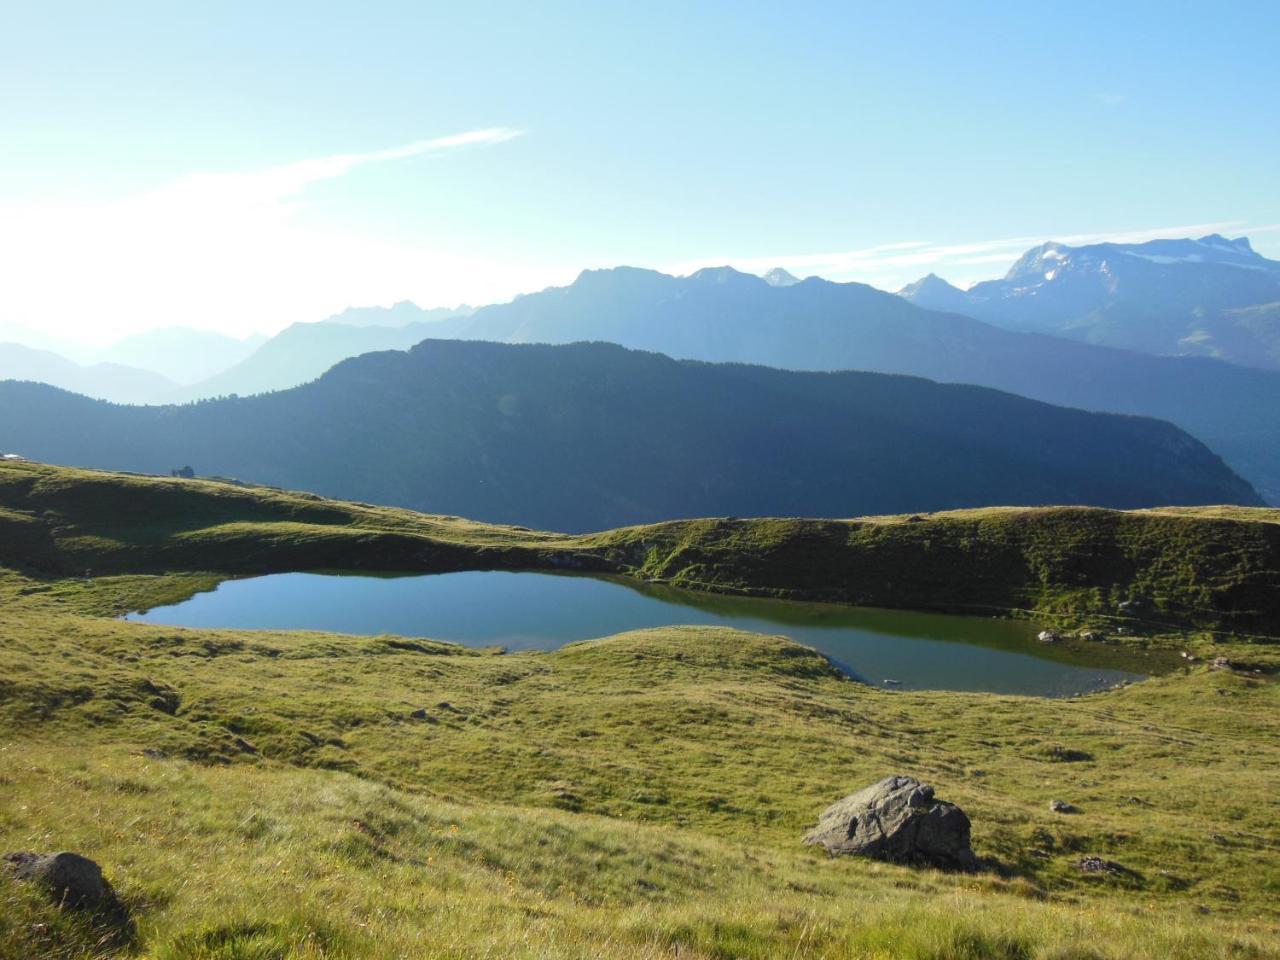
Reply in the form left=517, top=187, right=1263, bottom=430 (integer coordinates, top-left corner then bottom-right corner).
left=0, top=129, right=534, bottom=343
left=150, top=127, right=524, bottom=207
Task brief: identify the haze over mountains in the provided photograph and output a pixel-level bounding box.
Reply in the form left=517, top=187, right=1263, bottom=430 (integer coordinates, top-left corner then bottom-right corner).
left=169, top=318, right=466, bottom=401
left=0, top=342, right=177, bottom=405
left=900, top=234, right=1280, bottom=370
left=94, top=327, right=266, bottom=384
left=0, top=308, right=473, bottom=404
left=0, top=340, right=1258, bottom=531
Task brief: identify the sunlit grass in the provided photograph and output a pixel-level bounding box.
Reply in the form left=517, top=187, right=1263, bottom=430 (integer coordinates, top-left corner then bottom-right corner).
left=1, top=461, right=1278, bottom=957
left=2, top=743, right=1277, bottom=960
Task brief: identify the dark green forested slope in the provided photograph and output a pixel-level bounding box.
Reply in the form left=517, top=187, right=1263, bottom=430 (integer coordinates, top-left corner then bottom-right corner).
left=0, top=340, right=1261, bottom=533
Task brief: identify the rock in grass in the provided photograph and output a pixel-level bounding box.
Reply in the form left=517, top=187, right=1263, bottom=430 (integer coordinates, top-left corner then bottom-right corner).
left=1077, top=855, right=1135, bottom=877
left=4, top=852, right=109, bottom=908
left=1049, top=799, right=1079, bottom=814
left=802, top=776, right=976, bottom=870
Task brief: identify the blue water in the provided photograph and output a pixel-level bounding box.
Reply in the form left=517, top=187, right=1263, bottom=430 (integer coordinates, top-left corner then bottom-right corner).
left=125, top=570, right=1152, bottom=696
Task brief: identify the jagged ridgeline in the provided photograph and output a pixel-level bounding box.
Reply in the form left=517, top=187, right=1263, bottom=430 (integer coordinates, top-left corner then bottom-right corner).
left=3, top=460, right=1276, bottom=632
left=0, top=340, right=1261, bottom=533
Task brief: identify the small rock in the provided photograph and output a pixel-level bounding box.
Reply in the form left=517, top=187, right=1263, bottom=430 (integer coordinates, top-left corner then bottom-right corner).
left=1037, top=630, right=1060, bottom=644
left=1049, top=799, right=1078, bottom=814
left=140, top=748, right=168, bottom=760
left=4, top=852, right=108, bottom=908
left=409, top=708, right=428, bottom=720
left=802, top=776, right=976, bottom=870
left=1210, top=657, right=1232, bottom=671
left=1077, top=856, right=1109, bottom=872
left=1077, top=855, right=1129, bottom=876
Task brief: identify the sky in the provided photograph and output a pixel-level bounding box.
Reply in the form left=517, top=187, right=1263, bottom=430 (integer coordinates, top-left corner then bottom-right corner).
left=2, top=1, right=1279, bottom=343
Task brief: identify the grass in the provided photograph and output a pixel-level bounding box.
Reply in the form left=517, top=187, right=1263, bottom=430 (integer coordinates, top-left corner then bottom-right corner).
left=1, top=461, right=1278, bottom=957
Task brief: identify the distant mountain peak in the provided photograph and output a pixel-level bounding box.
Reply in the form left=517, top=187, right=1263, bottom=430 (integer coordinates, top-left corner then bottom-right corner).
left=1197, top=233, right=1254, bottom=253
left=899, top=273, right=961, bottom=295
left=326, top=300, right=473, bottom=328
left=762, top=267, right=800, bottom=287
left=1004, top=234, right=1271, bottom=284
left=572, top=265, right=668, bottom=286
left=905, top=234, right=1280, bottom=372
left=1004, top=243, right=1072, bottom=283
left=688, top=265, right=757, bottom=285
left=897, top=272, right=972, bottom=313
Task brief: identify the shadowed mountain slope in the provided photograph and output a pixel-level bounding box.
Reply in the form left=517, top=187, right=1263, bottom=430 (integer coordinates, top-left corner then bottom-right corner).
left=0, top=339, right=1260, bottom=532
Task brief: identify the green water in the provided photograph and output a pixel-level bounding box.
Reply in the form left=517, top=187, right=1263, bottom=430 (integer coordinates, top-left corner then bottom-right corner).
left=126, top=570, right=1161, bottom=696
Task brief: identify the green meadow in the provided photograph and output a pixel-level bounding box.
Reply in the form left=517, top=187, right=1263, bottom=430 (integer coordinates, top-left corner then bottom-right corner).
left=1, top=461, right=1277, bottom=959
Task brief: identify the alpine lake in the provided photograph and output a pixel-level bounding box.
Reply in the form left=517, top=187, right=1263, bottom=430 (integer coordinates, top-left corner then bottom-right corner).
left=119, top=570, right=1186, bottom=696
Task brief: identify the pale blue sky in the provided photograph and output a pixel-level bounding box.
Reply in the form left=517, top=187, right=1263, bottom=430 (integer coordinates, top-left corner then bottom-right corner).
left=2, top=1, right=1278, bottom=340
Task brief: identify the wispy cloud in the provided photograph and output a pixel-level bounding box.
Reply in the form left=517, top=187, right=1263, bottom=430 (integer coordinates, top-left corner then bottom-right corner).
left=0, top=129, right=537, bottom=342
left=149, top=127, right=524, bottom=207
left=667, top=220, right=1266, bottom=291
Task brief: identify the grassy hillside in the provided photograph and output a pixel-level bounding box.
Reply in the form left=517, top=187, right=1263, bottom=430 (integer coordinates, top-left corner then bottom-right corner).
left=2, top=460, right=1277, bottom=634
left=594, top=507, right=1280, bottom=634
left=1, top=460, right=1278, bottom=957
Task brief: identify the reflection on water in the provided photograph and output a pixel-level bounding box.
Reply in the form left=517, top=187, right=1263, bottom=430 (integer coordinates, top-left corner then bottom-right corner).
left=125, top=570, right=1161, bottom=696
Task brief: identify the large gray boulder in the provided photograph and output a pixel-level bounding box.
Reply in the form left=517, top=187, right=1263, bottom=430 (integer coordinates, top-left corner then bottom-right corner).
left=802, top=776, right=977, bottom=869
left=4, top=851, right=110, bottom=908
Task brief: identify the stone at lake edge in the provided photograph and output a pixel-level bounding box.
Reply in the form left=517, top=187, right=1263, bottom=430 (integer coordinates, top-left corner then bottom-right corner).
left=802, top=776, right=977, bottom=869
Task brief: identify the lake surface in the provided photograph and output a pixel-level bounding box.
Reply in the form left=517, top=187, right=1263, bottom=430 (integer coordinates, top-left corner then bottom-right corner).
left=125, top=570, right=1152, bottom=696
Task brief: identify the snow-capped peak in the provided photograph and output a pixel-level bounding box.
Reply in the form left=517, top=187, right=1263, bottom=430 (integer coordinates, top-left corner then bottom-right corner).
left=762, top=267, right=800, bottom=287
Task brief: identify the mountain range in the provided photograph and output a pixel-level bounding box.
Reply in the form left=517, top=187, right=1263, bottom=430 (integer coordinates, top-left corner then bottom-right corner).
left=421, top=262, right=1280, bottom=503
left=4, top=237, right=1280, bottom=504
left=0, top=339, right=1259, bottom=532
left=899, top=234, right=1280, bottom=369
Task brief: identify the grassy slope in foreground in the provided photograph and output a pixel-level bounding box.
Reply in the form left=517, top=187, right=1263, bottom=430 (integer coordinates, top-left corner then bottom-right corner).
left=0, top=461, right=1277, bottom=959
left=1, top=459, right=1279, bottom=634
left=1, top=566, right=1278, bottom=960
